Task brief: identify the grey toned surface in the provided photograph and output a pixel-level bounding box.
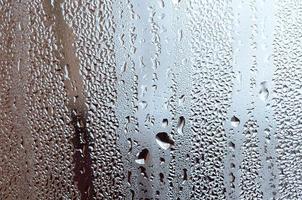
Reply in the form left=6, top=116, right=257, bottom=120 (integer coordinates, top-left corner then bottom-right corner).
left=0, top=0, right=302, bottom=199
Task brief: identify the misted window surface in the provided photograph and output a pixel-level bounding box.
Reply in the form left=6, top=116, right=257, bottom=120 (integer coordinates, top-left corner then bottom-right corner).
left=0, top=0, right=301, bottom=199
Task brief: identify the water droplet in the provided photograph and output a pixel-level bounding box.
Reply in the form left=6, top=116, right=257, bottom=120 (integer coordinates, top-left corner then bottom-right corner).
left=159, top=173, right=164, bottom=183
left=155, top=132, right=174, bottom=150
left=63, top=64, right=70, bottom=80
left=183, top=169, right=188, bottom=181
left=259, top=81, right=269, bottom=101
left=179, top=95, right=185, bottom=105
left=162, top=118, right=168, bottom=127
left=177, top=116, right=185, bottom=134
left=172, top=0, right=181, bottom=6
left=135, top=149, right=149, bottom=165
left=231, top=116, right=240, bottom=127
left=229, top=141, right=235, bottom=150
left=139, top=101, right=148, bottom=109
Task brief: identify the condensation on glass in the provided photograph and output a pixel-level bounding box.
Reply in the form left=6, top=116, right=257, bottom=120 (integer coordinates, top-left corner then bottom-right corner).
left=0, top=0, right=301, bottom=199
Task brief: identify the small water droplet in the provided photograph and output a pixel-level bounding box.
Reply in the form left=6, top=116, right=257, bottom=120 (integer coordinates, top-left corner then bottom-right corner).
left=172, top=0, right=181, bottom=6
left=231, top=116, right=240, bottom=127
left=229, top=141, right=235, bottom=150
left=162, top=118, right=168, bottom=127
left=177, top=116, right=185, bottom=134
left=139, top=101, right=148, bottom=109
left=259, top=81, right=269, bottom=101
left=183, top=168, right=188, bottom=181
left=179, top=95, right=185, bottom=105
left=63, top=64, right=70, bottom=80
left=159, top=173, right=164, bottom=183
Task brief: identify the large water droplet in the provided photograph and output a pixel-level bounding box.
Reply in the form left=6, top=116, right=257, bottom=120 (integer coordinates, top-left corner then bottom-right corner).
left=135, top=149, right=149, bottom=165
left=155, top=132, right=174, bottom=150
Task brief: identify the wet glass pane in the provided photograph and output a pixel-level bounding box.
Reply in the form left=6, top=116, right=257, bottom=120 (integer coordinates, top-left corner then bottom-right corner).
left=0, top=0, right=302, bottom=199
